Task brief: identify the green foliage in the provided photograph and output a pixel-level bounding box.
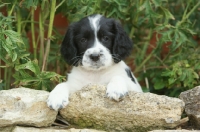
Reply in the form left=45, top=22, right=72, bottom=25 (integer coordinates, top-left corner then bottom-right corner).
left=0, top=13, right=26, bottom=65
left=142, top=0, right=200, bottom=96
left=0, top=0, right=200, bottom=97
left=13, top=60, right=64, bottom=91
left=0, top=0, right=65, bottom=90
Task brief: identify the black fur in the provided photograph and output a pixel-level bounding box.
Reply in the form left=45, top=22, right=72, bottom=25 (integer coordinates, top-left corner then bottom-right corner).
left=60, top=23, right=78, bottom=66
left=125, top=68, right=136, bottom=83
left=112, top=20, right=133, bottom=63
left=60, top=15, right=133, bottom=66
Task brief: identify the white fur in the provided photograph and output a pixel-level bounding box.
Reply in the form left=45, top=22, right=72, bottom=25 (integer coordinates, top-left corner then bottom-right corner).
left=47, top=15, right=143, bottom=111
left=47, top=61, right=142, bottom=111
left=88, top=14, right=102, bottom=35
left=82, top=43, right=113, bottom=70
left=82, top=15, right=113, bottom=70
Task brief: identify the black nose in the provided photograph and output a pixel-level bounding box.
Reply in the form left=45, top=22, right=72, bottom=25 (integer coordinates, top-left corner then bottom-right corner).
left=89, top=54, right=100, bottom=62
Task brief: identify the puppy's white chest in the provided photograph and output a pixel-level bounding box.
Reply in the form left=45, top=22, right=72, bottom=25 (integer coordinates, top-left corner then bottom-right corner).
left=80, top=70, right=109, bottom=85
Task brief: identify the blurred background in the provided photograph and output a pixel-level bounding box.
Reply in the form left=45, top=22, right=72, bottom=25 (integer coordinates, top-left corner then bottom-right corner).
left=0, top=0, right=200, bottom=97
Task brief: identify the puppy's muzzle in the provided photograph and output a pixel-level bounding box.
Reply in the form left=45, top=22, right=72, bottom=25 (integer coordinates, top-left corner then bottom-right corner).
left=89, top=53, right=102, bottom=62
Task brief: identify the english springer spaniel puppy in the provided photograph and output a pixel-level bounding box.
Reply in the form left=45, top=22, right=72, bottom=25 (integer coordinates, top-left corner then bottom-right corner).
left=47, top=14, right=143, bottom=111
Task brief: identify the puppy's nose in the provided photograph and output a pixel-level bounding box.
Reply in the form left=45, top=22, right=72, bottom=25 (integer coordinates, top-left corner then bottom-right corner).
left=89, top=53, right=100, bottom=62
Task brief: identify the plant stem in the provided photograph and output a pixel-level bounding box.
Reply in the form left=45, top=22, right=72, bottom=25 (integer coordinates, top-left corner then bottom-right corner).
left=129, top=0, right=141, bottom=39
left=129, top=27, right=135, bottom=40
left=55, top=0, right=65, bottom=10
left=21, top=11, right=31, bottom=35
left=154, top=55, right=169, bottom=70
left=31, top=7, right=37, bottom=60
left=184, top=1, right=200, bottom=20
left=4, top=67, right=7, bottom=89
left=135, top=51, right=154, bottom=73
left=7, top=68, right=12, bottom=89
left=42, top=0, right=56, bottom=71
left=16, top=9, right=21, bottom=34
left=135, top=28, right=153, bottom=73
left=39, top=11, right=44, bottom=68
left=7, top=0, right=17, bottom=16
left=177, top=0, right=200, bottom=27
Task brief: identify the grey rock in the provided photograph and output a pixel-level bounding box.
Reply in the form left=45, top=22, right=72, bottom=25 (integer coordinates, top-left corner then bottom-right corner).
left=60, top=84, right=185, bottom=132
left=179, top=86, right=200, bottom=128
left=0, top=88, right=57, bottom=127
left=12, top=126, right=106, bottom=132
left=0, top=126, right=14, bottom=132
left=149, top=130, right=200, bottom=132
left=2, top=126, right=199, bottom=132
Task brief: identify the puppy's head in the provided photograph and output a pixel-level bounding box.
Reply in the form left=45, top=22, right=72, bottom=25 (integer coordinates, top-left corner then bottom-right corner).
left=61, top=14, right=133, bottom=70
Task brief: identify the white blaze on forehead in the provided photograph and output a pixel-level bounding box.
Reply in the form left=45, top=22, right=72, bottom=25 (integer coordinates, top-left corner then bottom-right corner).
left=88, top=15, right=102, bottom=48
left=88, top=14, right=102, bottom=33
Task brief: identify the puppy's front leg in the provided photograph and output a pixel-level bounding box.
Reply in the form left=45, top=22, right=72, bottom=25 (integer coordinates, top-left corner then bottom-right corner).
left=106, top=76, right=128, bottom=101
left=47, top=83, right=69, bottom=111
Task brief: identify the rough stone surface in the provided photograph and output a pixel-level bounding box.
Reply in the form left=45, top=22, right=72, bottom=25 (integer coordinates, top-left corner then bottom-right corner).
left=60, top=85, right=185, bottom=132
left=11, top=126, right=106, bottom=132
left=0, top=88, right=57, bottom=127
left=179, top=86, right=200, bottom=129
left=149, top=130, right=200, bottom=132
left=0, top=126, right=14, bottom=132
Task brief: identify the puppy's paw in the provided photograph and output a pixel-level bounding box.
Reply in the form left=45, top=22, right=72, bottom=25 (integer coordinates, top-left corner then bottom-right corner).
left=106, top=82, right=128, bottom=101
left=47, top=83, right=69, bottom=111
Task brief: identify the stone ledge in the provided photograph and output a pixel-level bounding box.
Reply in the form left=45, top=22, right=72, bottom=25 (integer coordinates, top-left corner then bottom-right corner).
left=149, top=130, right=200, bottom=132
left=0, top=126, right=105, bottom=132
left=60, top=85, right=185, bottom=132
left=0, top=86, right=186, bottom=132
left=0, top=88, right=57, bottom=127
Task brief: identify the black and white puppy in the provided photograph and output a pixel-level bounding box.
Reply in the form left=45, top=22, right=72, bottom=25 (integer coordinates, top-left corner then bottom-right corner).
left=47, top=14, right=143, bottom=111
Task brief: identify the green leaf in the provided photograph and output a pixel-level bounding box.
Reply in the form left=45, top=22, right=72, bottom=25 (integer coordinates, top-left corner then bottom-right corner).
left=149, top=10, right=162, bottom=19
left=160, top=6, right=175, bottom=20
left=39, top=71, right=65, bottom=82
left=1, top=39, right=15, bottom=62
left=15, top=60, right=40, bottom=75
left=152, top=0, right=162, bottom=7
left=39, top=71, right=58, bottom=79
left=5, top=37, right=18, bottom=62
left=3, top=30, right=24, bottom=44
left=80, top=6, right=88, bottom=13
left=168, top=78, right=176, bottom=85
left=179, top=71, right=187, bottom=81
left=154, top=80, right=165, bottom=90
left=19, top=77, right=39, bottom=83
left=193, top=72, right=199, bottom=79
left=161, top=70, right=173, bottom=77
left=21, top=0, right=39, bottom=9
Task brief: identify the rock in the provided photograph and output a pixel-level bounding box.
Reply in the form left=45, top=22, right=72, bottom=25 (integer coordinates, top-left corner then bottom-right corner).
left=179, top=86, right=200, bottom=129
left=11, top=126, right=106, bottom=132
left=0, top=88, right=57, bottom=127
left=149, top=130, right=200, bottom=132
left=60, top=85, right=185, bottom=132
left=0, top=126, right=14, bottom=132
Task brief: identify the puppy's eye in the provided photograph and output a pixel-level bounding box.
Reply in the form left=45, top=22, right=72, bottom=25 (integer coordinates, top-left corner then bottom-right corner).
left=102, top=36, right=109, bottom=42
left=80, top=38, right=87, bottom=43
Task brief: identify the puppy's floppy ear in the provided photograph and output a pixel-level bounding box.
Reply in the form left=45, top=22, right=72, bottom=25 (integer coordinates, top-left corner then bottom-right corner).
left=60, top=23, right=78, bottom=66
left=112, top=20, right=133, bottom=63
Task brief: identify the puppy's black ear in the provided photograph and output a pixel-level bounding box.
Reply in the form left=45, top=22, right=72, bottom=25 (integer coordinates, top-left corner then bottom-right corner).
left=60, top=23, right=77, bottom=66
left=112, top=20, right=133, bottom=63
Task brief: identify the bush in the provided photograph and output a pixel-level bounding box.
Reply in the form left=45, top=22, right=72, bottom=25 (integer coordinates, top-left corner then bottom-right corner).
left=0, top=0, right=200, bottom=97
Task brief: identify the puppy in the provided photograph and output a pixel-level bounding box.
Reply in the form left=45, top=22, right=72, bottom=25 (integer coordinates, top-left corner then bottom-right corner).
left=47, top=14, right=143, bottom=111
